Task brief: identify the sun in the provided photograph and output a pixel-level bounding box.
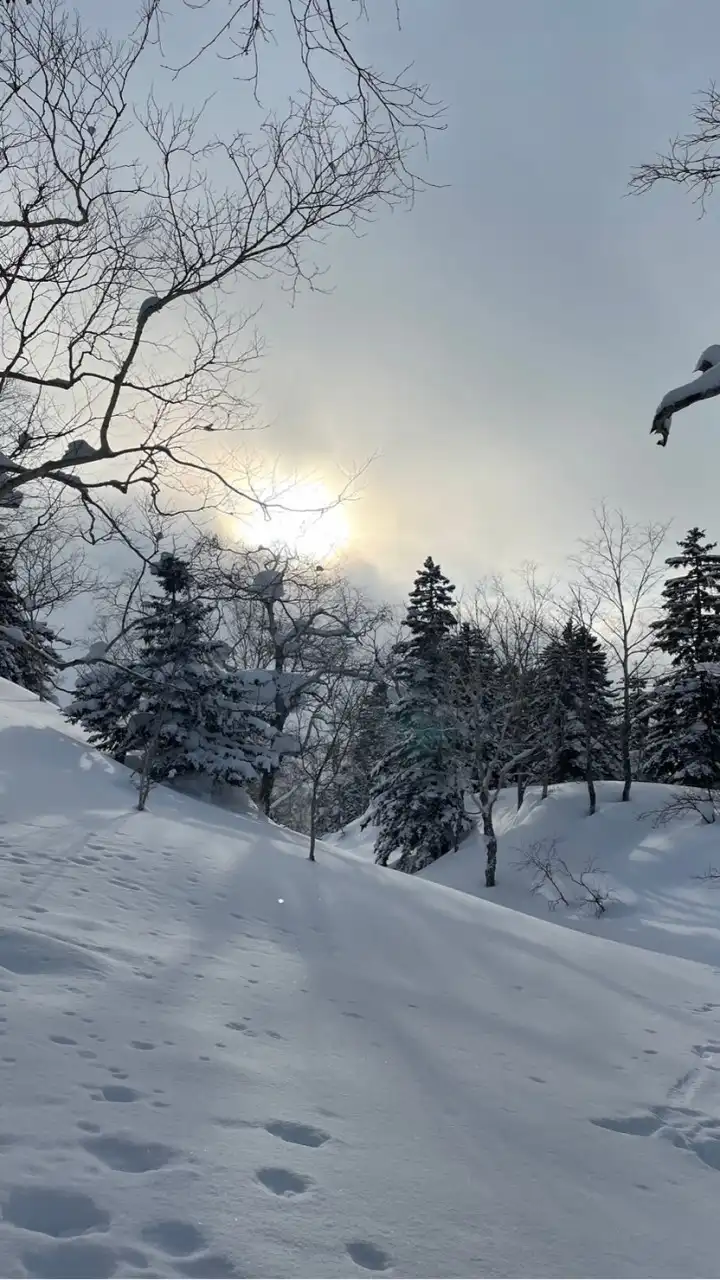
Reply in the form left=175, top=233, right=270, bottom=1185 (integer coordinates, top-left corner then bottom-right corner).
left=239, top=479, right=351, bottom=560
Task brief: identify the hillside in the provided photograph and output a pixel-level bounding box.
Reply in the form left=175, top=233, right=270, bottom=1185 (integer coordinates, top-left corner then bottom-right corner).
left=333, top=781, right=720, bottom=967
left=1, top=684, right=720, bottom=1277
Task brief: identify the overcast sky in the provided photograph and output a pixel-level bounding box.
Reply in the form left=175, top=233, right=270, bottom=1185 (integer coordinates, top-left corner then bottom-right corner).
left=82, top=1, right=720, bottom=604
left=221, top=0, right=720, bottom=599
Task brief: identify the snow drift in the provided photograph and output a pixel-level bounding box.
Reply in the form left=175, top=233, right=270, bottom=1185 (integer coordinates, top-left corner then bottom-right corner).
left=0, top=685, right=720, bottom=1276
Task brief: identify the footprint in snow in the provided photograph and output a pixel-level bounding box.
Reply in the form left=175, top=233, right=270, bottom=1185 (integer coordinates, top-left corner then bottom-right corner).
left=141, top=1219, right=207, bottom=1257
left=255, top=1167, right=313, bottom=1197
left=97, top=1084, right=142, bottom=1103
left=345, top=1240, right=393, bottom=1272
left=264, top=1120, right=330, bottom=1148
left=2, top=1185, right=110, bottom=1237
left=22, top=1240, right=147, bottom=1279
left=82, top=1134, right=178, bottom=1173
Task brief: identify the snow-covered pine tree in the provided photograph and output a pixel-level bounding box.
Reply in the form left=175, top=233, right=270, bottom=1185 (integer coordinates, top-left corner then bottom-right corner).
left=0, top=547, right=60, bottom=698
left=67, top=552, right=278, bottom=803
left=645, top=528, right=720, bottom=787
left=365, top=556, right=469, bottom=873
left=538, top=621, right=617, bottom=813
left=0, top=547, right=30, bottom=686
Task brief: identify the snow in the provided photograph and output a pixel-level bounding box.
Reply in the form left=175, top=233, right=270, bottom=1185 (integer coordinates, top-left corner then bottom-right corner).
left=341, top=781, right=720, bottom=967
left=0, top=625, right=26, bottom=646
left=61, top=440, right=99, bottom=464
left=3, top=691, right=720, bottom=1276
left=694, top=344, right=720, bottom=372
left=652, top=346, right=720, bottom=444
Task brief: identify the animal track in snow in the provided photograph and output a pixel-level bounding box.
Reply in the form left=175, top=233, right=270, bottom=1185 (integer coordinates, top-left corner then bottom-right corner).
left=82, top=1133, right=177, bottom=1173
left=2, top=1185, right=110, bottom=1237
left=0, top=928, right=103, bottom=976
left=693, top=1040, right=720, bottom=1068
left=592, top=1104, right=720, bottom=1173
left=22, top=1240, right=147, bottom=1279
left=345, top=1240, right=393, bottom=1272
left=97, top=1084, right=141, bottom=1103
left=255, top=1167, right=313, bottom=1197
left=141, top=1219, right=207, bottom=1256
left=264, top=1120, right=330, bottom=1148
left=49, top=1034, right=76, bottom=1046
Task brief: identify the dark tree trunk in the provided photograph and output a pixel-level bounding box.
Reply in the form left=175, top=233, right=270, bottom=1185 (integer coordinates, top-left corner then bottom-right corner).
left=308, top=781, right=318, bottom=861
left=517, top=775, right=526, bottom=810
left=586, top=769, right=597, bottom=816
left=581, top=645, right=597, bottom=816
left=480, top=787, right=498, bottom=887
left=259, top=769, right=274, bottom=816
left=621, top=664, right=632, bottom=802
left=541, top=777, right=549, bottom=800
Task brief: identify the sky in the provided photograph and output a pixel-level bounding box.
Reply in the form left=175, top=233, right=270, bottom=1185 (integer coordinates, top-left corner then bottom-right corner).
left=80, top=0, right=720, bottom=605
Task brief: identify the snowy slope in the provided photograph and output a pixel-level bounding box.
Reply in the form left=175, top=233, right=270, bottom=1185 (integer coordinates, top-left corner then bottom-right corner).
left=341, top=782, right=720, bottom=968
left=3, top=687, right=720, bottom=1276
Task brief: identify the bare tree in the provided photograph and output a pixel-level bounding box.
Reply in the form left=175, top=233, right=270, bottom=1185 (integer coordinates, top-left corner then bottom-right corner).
left=3, top=485, right=98, bottom=621
left=570, top=506, right=669, bottom=802
left=287, top=674, right=366, bottom=860
left=642, top=787, right=720, bottom=828
left=199, top=543, right=388, bottom=812
left=516, top=838, right=614, bottom=917
left=631, top=83, right=720, bottom=206
left=457, top=574, right=553, bottom=887
left=0, top=0, right=436, bottom=538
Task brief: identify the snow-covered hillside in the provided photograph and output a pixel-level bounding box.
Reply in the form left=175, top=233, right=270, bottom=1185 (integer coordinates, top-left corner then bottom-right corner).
left=3, top=684, right=720, bottom=1277
left=337, top=782, right=720, bottom=967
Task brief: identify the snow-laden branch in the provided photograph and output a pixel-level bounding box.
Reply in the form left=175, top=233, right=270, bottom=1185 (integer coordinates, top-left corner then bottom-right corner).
left=652, top=346, right=720, bottom=446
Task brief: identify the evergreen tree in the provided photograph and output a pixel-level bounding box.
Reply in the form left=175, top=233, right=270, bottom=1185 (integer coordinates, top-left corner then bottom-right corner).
left=645, top=529, right=720, bottom=787
left=626, top=671, right=653, bottom=782
left=538, top=620, right=617, bottom=812
left=67, top=553, right=278, bottom=797
left=365, top=557, right=469, bottom=873
left=0, top=548, right=60, bottom=698
left=0, top=548, right=29, bottom=686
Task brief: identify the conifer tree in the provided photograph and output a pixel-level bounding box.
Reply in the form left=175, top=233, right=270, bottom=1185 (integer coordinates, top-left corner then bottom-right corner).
left=645, top=529, right=720, bottom=787
left=0, top=547, right=29, bottom=687
left=538, top=620, right=617, bottom=813
left=0, top=547, right=60, bottom=698
left=627, top=671, right=653, bottom=782
left=366, top=557, right=469, bottom=873
left=67, top=552, right=278, bottom=801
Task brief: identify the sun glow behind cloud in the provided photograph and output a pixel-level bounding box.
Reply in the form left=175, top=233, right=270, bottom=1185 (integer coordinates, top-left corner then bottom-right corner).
left=236, top=479, right=351, bottom=560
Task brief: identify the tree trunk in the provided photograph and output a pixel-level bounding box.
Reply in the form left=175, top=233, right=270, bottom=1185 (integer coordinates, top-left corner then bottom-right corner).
left=586, top=769, right=597, bottom=816
left=517, top=775, right=526, bottom=810
left=541, top=777, right=549, bottom=800
left=581, top=646, right=597, bottom=816
left=308, top=782, right=318, bottom=862
left=259, top=769, right=275, bottom=816
left=621, top=662, right=632, bottom=802
left=480, top=787, right=498, bottom=887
